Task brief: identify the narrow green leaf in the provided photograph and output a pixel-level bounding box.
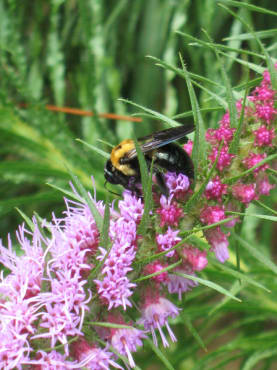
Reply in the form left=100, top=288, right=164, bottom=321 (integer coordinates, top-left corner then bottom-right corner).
left=224, top=29, right=277, bottom=41
left=135, top=135, right=153, bottom=236
left=233, top=233, right=277, bottom=274
left=242, top=348, right=277, bottom=370
left=96, top=138, right=114, bottom=149
left=208, top=280, right=245, bottom=316
left=76, top=138, right=110, bottom=159
left=174, top=272, right=241, bottom=301
left=67, top=168, right=103, bottom=232
left=89, top=322, right=134, bottom=330
left=15, top=208, right=35, bottom=231
left=119, top=98, right=182, bottom=128
left=134, top=261, right=181, bottom=283
left=229, top=74, right=249, bottom=154
left=219, top=3, right=277, bottom=90
left=179, top=217, right=237, bottom=238
left=254, top=200, right=277, bottom=216
left=227, top=211, right=277, bottom=222
left=212, top=260, right=270, bottom=292
left=173, top=107, right=225, bottom=120
left=179, top=56, right=206, bottom=180
left=202, top=29, right=237, bottom=130
left=100, top=200, right=110, bottom=248
left=217, top=0, right=277, bottom=17
left=177, top=30, right=268, bottom=76
left=147, top=54, right=222, bottom=88
left=47, top=183, right=83, bottom=203
left=182, top=313, right=207, bottom=351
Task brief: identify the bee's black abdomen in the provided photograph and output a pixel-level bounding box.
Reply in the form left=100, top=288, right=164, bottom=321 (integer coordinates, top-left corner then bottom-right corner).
left=150, top=143, right=194, bottom=179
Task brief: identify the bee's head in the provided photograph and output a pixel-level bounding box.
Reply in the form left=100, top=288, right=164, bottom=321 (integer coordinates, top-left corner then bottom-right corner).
left=104, top=159, right=119, bottom=184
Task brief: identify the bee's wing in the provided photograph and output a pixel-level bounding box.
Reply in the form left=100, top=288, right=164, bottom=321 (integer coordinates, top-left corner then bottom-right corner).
left=125, top=124, right=194, bottom=160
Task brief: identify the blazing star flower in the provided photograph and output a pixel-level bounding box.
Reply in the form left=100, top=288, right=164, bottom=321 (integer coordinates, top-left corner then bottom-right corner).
left=27, top=350, right=75, bottom=369
left=156, top=194, right=184, bottom=227
left=251, top=84, right=276, bottom=102
left=156, top=227, right=181, bottom=258
left=255, top=102, right=276, bottom=124
left=164, top=172, right=190, bottom=199
left=208, top=145, right=235, bottom=171
left=106, top=316, right=146, bottom=369
left=118, top=190, right=144, bottom=223
left=254, top=125, right=275, bottom=147
left=61, top=198, right=101, bottom=254
left=205, top=176, right=228, bottom=201
left=71, top=339, right=123, bottom=369
left=95, top=191, right=142, bottom=310
left=167, top=268, right=198, bottom=299
left=138, top=292, right=180, bottom=347
left=0, top=321, right=32, bottom=370
left=95, top=272, right=136, bottom=310
left=0, top=223, right=45, bottom=300
left=206, top=121, right=235, bottom=145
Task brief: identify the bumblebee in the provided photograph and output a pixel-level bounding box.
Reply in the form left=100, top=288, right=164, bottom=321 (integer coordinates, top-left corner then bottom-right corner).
left=104, top=123, right=195, bottom=196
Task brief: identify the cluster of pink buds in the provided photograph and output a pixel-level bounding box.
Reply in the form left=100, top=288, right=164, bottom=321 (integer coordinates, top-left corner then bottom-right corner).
left=0, top=65, right=276, bottom=369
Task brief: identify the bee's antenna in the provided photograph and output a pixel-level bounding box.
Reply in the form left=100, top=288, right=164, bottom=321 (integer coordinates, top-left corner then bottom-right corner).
left=104, top=181, right=121, bottom=197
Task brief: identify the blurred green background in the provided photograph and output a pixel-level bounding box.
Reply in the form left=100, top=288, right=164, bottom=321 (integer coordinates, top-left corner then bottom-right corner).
left=0, top=1, right=277, bottom=368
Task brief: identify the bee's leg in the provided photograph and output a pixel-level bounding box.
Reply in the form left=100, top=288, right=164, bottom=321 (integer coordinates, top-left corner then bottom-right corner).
left=154, top=171, right=169, bottom=197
